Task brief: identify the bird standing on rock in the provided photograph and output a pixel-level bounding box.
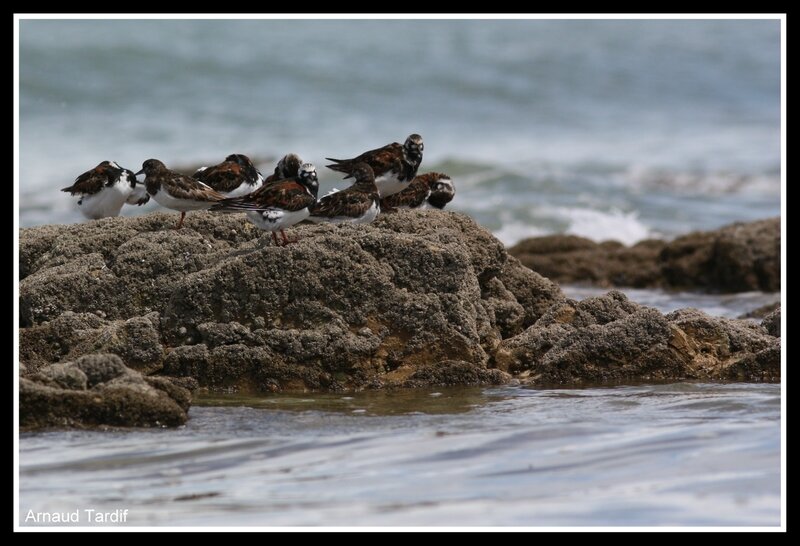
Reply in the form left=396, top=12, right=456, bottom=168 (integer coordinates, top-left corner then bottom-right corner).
left=326, top=134, right=423, bottom=197
left=192, top=153, right=264, bottom=198
left=210, top=163, right=319, bottom=246
left=307, top=162, right=380, bottom=225
left=61, top=161, right=149, bottom=220
left=136, top=159, right=226, bottom=229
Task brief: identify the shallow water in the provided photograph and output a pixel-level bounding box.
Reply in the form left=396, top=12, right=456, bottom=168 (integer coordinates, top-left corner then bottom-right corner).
left=19, top=382, right=780, bottom=527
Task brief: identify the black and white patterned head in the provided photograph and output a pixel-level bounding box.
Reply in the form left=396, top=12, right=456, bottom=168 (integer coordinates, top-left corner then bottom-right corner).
left=276, top=153, right=303, bottom=179
left=103, top=161, right=139, bottom=188
left=119, top=167, right=139, bottom=188
left=404, top=134, right=424, bottom=158
left=93, top=161, right=125, bottom=188
left=431, top=175, right=453, bottom=195
left=298, top=163, right=319, bottom=197
left=427, top=173, right=455, bottom=209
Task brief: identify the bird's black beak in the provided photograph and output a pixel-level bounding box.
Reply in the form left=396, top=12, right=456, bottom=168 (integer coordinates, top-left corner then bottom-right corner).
left=135, top=169, right=145, bottom=177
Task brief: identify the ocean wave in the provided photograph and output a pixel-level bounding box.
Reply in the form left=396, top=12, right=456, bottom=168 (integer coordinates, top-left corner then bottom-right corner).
left=492, top=207, right=655, bottom=247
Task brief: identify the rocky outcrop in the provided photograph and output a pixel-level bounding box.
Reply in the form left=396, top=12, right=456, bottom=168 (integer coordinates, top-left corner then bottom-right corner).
left=18, top=211, right=781, bottom=429
left=509, top=218, right=780, bottom=293
left=20, top=354, right=190, bottom=430
left=494, top=291, right=780, bottom=384
left=20, top=211, right=557, bottom=400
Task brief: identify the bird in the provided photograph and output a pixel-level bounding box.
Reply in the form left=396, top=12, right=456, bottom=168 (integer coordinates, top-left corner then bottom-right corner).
left=136, top=159, right=226, bottom=229
left=210, top=163, right=319, bottom=246
left=380, top=172, right=455, bottom=212
left=307, top=162, right=380, bottom=225
left=192, top=154, right=264, bottom=198
left=61, top=160, right=149, bottom=220
left=325, top=134, right=423, bottom=197
left=263, top=153, right=303, bottom=185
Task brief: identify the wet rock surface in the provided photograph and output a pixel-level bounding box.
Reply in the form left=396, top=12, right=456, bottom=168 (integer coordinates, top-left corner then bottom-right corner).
left=19, top=211, right=781, bottom=429
left=20, top=354, right=190, bottom=430
left=495, top=291, right=780, bottom=385
left=509, top=218, right=780, bottom=293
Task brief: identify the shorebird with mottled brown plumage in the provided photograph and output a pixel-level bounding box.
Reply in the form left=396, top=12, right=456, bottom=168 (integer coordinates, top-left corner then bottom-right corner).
left=136, top=159, right=226, bottom=229
left=326, top=134, right=423, bottom=197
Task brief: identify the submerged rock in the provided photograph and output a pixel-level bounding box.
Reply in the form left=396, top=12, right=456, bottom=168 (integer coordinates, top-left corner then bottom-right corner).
left=509, top=218, right=780, bottom=293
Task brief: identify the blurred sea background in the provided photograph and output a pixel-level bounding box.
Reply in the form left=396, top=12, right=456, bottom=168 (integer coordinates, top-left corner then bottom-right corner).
left=19, top=19, right=780, bottom=245
left=18, top=19, right=782, bottom=528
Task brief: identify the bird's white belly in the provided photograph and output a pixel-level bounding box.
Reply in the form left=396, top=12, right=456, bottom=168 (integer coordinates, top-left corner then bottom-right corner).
left=152, top=189, right=215, bottom=211
left=375, top=173, right=408, bottom=197
left=78, top=183, right=130, bottom=219
left=223, top=180, right=261, bottom=199
left=246, top=207, right=310, bottom=231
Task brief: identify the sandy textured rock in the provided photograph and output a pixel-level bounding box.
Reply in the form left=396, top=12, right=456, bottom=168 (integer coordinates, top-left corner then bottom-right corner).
left=20, top=211, right=560, bottom=397
left=761, top=307, right=781, bottom=338
left=20, top=354, right=190, bottom=429
left=19, top=211, right=780, bottom=429
left=496, top=291, right=780, bottom=384
left=497, top=256, right=563, bottom=328
left=402, top=360, right=512, bottom=388
left=509, top=218, right=780, bottom=293
left=20, top=312, right=164, bottom=375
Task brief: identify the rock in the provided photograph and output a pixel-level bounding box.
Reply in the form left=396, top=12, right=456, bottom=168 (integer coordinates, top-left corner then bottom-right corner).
left=661, top=218, right=780, bottom=292
left=508, top=218, right=780, bottom=293
left=738, top=301, right=780, bottom=319
left=20, top=354, right=190, bottom=429
left=19, top=210, right=779, bottom=430
left=497, top=256, right=563, bottom=328
left=402, top=360, right=512, bottom=388
left=34, top=363, right=88, bottom=390
left=19, top=312, right=164, bottom=375
left=762, top=307, right=781, bottom=337
left=481, top=277, right=526, bottom=339
left=509, top=236, right=664, bottom=288
left=496, top=291, right=780, bottom=384
left=20, top=211, right=563, bottom=399
left=665, top=308, right=779, bottom=381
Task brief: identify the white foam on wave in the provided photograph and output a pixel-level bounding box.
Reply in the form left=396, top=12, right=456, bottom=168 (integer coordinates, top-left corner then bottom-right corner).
left=559, top=207, right=655, bottom=246
left=493, top=207, right=657, bottom=247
